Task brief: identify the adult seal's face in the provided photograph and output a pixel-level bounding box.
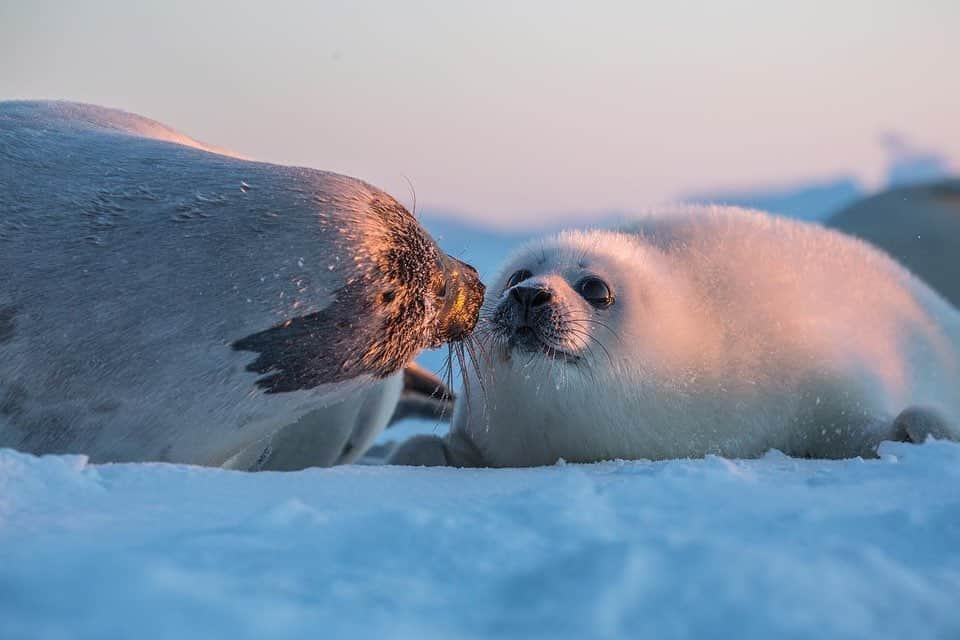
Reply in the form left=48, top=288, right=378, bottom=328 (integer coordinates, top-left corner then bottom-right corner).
left=233, top=189, right=485, bottom=394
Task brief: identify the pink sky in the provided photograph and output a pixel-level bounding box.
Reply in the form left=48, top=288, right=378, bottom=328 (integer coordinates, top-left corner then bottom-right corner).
left=3, top=1, right=957, bottom=226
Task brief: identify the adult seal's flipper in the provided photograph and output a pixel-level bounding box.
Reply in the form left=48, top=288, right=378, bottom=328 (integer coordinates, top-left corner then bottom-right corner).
left=232, top=307, right=377, bottom=394
left=387, top=363, right=455, bottom=425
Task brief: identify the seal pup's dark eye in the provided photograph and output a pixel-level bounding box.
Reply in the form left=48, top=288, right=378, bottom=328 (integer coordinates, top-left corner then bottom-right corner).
left=505, top=269, right=532, bottom=290
left=577, top=276, right=614, bottom=307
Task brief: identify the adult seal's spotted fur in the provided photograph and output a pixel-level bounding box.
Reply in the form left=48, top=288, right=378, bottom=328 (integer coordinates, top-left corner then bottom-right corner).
left=0, top=101, right=483, bottom=467
left=389, top=206, right=960, bottom=467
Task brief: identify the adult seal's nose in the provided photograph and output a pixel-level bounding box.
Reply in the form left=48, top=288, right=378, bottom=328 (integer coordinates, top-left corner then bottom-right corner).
left=433, top=255, right=486, bottom=344
left=510, top=285, right=553, bottom=310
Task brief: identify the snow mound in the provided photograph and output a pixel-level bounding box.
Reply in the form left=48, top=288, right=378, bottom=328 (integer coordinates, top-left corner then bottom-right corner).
left=2, top=442, right=959, bottom=639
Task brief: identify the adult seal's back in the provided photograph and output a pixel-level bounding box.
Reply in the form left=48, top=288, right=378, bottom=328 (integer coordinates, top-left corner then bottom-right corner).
left=0, top=100, right=483, bottom=466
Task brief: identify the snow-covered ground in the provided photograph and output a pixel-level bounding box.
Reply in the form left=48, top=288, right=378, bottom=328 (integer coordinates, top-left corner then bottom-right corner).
left=2, top=441, right=959, bottom=640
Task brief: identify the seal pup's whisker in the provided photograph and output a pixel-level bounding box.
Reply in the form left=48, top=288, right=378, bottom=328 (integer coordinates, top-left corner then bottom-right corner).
left=462, top=334, right=490, bottom=406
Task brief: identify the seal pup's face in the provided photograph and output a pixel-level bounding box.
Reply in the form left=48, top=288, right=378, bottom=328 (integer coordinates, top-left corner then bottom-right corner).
left=476, top=229, right=707, bottom=383
left=461, top=229, right=716, bottom=466
left=478, top=231, right=641, bottom=371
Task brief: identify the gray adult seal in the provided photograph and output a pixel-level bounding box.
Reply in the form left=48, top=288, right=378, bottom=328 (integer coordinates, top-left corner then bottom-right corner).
left=828, top=179, right=960, bottom=308
left=0, top=100, right=483, bottom=466
left=389, top=206, right=960, bottom=467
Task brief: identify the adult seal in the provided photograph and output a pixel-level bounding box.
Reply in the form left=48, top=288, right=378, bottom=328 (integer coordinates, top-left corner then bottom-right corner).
left=0, top=100, right=483, bottom=467
left=389, top=206, right=960, bottom=467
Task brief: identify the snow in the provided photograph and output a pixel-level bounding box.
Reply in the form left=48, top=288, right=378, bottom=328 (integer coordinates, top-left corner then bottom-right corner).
left=2, top=441, right=959, bottom=640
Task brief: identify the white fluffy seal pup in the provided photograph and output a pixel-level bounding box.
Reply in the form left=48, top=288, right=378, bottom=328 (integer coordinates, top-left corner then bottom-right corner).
left=0, top=100, right=482, bottom=467
left=389, top=206, right=960, bottom=467
left=828, top=179, right=960, bottom=308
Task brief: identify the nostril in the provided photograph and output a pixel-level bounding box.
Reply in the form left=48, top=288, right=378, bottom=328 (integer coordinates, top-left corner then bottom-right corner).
left=530, top=290, right=552, bottom=307
left=510, top=285, right=553, bottom=308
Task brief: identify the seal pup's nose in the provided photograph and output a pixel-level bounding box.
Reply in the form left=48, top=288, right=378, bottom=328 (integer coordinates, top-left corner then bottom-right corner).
left=510, top=285, right=553, bottom=309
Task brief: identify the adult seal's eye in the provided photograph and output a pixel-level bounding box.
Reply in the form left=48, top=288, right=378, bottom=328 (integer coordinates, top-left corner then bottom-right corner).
left=505, top=269, right=532, bottom=290
left=577, top=276, right=614, bottom=307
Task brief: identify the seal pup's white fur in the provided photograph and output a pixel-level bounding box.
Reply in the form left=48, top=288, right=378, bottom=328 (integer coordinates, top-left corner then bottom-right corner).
left=390, top=206, right=960, bottom=467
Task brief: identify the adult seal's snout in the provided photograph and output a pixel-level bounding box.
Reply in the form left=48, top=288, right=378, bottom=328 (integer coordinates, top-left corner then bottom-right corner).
left=431, top=256, right=485, bottom=345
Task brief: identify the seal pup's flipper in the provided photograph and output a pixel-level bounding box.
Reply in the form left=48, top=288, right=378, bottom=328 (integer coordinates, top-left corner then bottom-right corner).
left=386, top=429, right=487, bottom=467
left=386, top=435, right=451, bottom=466
left=387, top=363, right=455, bottom=426
left=892, top=406, right=959, bottom=444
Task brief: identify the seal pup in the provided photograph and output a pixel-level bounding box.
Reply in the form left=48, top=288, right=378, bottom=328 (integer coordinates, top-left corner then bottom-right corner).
left=828, top=179, right=960, bottom=308
left=389, top=206, right=960, bottom=467
left=0, top=100, right=483, bottom=466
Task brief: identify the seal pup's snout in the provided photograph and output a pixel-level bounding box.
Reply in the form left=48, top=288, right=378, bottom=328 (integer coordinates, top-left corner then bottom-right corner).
left=506, top=284, right=555, bottom=347
left=507, top=323, right=542, bottom=352
left=510, top=285, right=553, bottom=313
left=494, top=280, right=580, bottom=362
left=503, top=282, right=556, bottom=329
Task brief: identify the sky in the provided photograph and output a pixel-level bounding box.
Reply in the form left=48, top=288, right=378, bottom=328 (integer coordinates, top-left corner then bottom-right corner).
left=2, top=0, right=957, bottom=226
